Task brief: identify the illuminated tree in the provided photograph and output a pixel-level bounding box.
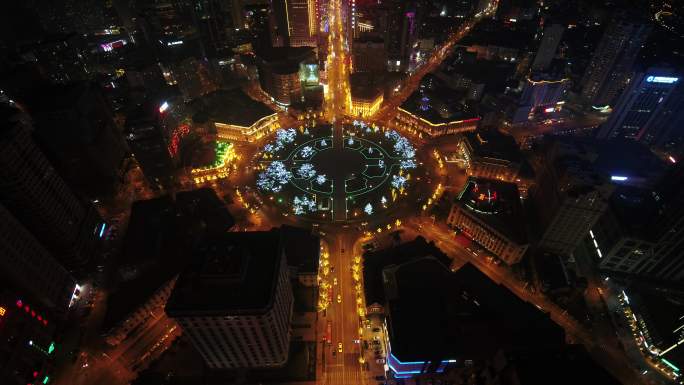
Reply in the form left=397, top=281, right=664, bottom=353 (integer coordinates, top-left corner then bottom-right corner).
left=293, top=195, right=317, bottom=215
left=316, top=174, right=327, bottom=185
left=364, top=203, right=373, bottom=215
left=299, top=146, right=315, bottom=158
left=297, top=163, right=317, bottom=179
left=391, top=175, right=407, bottom=189
left=257, top=161, right=292, bottom=192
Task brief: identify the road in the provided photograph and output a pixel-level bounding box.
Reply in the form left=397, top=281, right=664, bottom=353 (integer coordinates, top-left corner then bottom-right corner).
left=319, top=229, right=367, bottom=385
left=371, top=2, right=499, bottom=125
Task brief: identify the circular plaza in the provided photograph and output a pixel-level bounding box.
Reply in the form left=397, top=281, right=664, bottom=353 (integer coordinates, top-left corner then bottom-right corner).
left=255, top=121, right=418, bottom=222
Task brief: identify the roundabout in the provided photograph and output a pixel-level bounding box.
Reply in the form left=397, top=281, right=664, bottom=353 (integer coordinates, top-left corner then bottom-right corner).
left=256, top=121, right=419, bottom=222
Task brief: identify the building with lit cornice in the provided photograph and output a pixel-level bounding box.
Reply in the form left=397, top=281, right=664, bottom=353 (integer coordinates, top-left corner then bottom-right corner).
left=190, top=89, right=278, bottom=142
left=351, top=85, right=383, bottom=118
left=166, top=230, right=293, bottom=369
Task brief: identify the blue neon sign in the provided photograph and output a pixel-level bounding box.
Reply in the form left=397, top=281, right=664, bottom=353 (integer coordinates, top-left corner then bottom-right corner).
left=646, top=76, right=679, bottom=84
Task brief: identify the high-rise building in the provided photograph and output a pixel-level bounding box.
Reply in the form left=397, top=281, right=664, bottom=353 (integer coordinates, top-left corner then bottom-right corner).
left=647, top=164, right=684, bottom=281
left=0, top=105, right=102, bottom=271
left=510, top=71, right=569, bottom=124
left=269, top=0, right=317, bottom=47
left=533, top=138, right=614, bottom=256
left=24, top=82, right=128, bottom=199
left=531, top=24, right=564, bottom=71
left=0, top=287, right=61, bottom=385
left=166, top=230, right=293, bottom=369
left=597, top=68, right=681, bottom=143
left=382, top=1, right=419, bottom=72
left=0, top=203, right=77, bottom=314
left=352, top=36, right=387, bottom=73
left=580, top=17, right=651, bottom=107
left=125, top=101, right=177, bottom=190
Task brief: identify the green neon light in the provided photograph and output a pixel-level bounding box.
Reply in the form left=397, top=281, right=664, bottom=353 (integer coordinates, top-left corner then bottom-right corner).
left=43, top=375, right=49, bottom=384
left=48, top=342, right=55, bottom=354
left=662, top=358, right=680, bottom=371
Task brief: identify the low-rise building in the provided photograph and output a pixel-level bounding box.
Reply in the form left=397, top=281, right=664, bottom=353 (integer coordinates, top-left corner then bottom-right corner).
left=351, top=85, right=383, bottom=118
left=256, top=47, right=316, bottom=107
left=395, top=89, right=479, bottom=137
left=447, top=177, right=528, bottom=264
left=458, top=129, right=521, bottom=182
left=191, top=89, right=278, bottom=142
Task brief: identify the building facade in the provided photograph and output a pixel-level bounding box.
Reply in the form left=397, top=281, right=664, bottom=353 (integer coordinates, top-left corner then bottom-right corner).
left=510, top=73, right=569, bottom=124
left=446, top=178, right=528, bottom=265
left=0, top=204, right=76, bottom=315
left=580, top=17, right=651, bottom=107
left=531, top=24, right=564, bottom=71
left=270, top=0, right=318, bottom=47
left=351, top=87, right=384, bottom=118
left=533, top=139, right=614, bottom=256
left=0, top=106, right=101, bottom=271
left=215, top=113, right=279, bottom=142
left=457, top=130, right=521, bottom=183
left=395, top=107, right=479, bottom=137
left=125, top=102, right=177, bottom=190
left=597, top=69, right=681, bottom=143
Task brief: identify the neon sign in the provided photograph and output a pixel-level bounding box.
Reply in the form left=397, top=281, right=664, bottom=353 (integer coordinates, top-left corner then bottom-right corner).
left=611, top=175, right=628, bottom=181
left=646, top=76, right=679, bottom=84
left=159, top=101, right=169, bottom=113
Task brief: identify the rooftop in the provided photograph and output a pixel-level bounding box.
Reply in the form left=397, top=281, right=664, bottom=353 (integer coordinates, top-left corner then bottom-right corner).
left=384, top=258, right=564, bottom=362
left=502, top=345, right=622, bottom=385
left=455, top=177, right=527, bottom=244
left=165, top=230, right=283, bottom=316
left=400, top=88, right=478, bottom=125
left=362, top=237, right=451, bottom=306
left=629, top=287, right=684, bottom=371
left=463, top=129, right=521, bottom=163
left=103, top=189, right=234, bottom=330
left=279, top=225, right=320, bottom=275
left=190, top=89, right=274, bottom=128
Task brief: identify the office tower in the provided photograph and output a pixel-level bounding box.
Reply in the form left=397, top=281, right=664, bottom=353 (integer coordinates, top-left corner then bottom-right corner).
left=531, top=24, right=564, bottom=71
left=24, top=82, right=128, bottom=199
left=166, top=230, right=293, bottom=369
left=125, top=101, right=177, bottom=190
left=647, top=164, right=684, bottom=281
left=533, top=138, right=614, bottom=256
left=192, top=0, right=233, bottom=57
left=353, top=36, right=387, bottom=73
left=0, top=203, right=76, bottom=314
left=580, top=17, right=651, bottom=107
left=382, top=1, right=418, bottom=72
left=269, top=0, right=317, bottom=47
left=597, top=68, right=681, bottom=143
left=0, top=105, right=101, bottom=271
